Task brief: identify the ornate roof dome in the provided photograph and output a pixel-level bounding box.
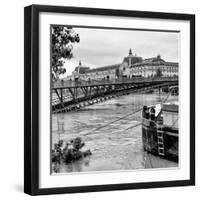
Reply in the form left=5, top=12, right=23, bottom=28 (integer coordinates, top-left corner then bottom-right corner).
left=74, top=61, right=90, bottom=74
left=123, top=49, right=143, bottom=65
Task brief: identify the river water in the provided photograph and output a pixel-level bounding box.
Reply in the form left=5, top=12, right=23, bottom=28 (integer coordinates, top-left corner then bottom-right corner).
left=52, top=92, right=178, bottom=173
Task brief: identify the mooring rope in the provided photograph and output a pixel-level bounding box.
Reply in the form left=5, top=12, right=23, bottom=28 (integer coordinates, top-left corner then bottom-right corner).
left=83, top=107, right=143, bottom=136
left=125, top=122, right=142, bottom=131
left=83, top=90, right=175, bottom=136
left=124, top=92, right=171, bottom=131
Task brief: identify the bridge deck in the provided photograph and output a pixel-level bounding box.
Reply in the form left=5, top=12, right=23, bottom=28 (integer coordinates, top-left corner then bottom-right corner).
left=53, top=77, right=178, bottom=89
left=51, top=77, right=178, bottom=113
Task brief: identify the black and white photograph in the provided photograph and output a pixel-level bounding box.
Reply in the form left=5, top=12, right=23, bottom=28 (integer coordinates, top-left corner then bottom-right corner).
left=51, top=25, right=179, bottom=174
left=23, top=4, right=195, bottom=195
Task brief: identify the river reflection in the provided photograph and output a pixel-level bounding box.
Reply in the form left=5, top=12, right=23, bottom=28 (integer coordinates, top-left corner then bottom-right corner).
left=52, top=93, right=178, bottom=173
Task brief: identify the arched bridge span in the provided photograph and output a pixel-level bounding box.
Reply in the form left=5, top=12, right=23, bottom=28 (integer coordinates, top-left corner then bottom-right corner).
left=52, top=77, right=178, bottom=113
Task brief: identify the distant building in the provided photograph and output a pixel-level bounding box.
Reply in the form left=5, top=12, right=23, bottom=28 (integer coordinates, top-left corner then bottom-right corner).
left=71, top=61, right=90, bottom=81
left=70, top=49, right=178, bottom=81
left=128, top=53, right=178, bottom=78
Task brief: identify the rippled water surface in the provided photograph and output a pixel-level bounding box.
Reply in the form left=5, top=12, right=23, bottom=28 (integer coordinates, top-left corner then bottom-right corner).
left=52, top=93, right=178, bottom=173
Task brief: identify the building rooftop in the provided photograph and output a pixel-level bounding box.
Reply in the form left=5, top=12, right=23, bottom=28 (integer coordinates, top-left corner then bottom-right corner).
left=143, top=55, right=165, bottom=63
left=74, top=61, right=90, bottom=74
left=74, top=66, right=90, bottom=73
left=123, top=49, right=143, bottom=64
left=130, top=55, right=178, bottom=67
left=73, top=50, right=179, bottom=74
left=85, top=64, right=121, bottom=73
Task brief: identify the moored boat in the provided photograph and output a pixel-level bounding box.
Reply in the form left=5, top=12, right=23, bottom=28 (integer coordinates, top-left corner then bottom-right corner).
left=142, top=101, right=178, bottom=162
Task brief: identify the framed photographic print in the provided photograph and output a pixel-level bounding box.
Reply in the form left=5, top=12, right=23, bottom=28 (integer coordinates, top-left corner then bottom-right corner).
left=24, top=4, right=195, bottom=195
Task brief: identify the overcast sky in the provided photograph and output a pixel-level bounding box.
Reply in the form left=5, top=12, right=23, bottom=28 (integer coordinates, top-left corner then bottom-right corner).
left=62, top=27, right=179, bottom=76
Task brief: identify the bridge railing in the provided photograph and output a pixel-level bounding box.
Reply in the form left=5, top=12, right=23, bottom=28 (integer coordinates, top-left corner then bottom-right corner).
left=52, top=76, right=178, bottom=88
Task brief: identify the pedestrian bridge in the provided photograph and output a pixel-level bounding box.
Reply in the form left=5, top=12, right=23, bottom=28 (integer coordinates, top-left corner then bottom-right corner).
left=52, top=77, right=178, bottom=113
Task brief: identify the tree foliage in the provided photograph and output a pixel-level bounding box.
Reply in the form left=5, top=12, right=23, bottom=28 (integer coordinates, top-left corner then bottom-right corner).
left=52, top=26, right=80, bottom=80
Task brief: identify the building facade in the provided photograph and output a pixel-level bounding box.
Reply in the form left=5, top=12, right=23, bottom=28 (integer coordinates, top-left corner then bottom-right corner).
left=69, top=49, right=178, bottom=81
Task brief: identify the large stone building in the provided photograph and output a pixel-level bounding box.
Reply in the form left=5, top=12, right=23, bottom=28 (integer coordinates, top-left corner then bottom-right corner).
left=69, top=49, right=178, bottom=81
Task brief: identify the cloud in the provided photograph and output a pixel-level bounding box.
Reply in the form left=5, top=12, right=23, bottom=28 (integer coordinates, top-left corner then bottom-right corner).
left=62, top=27, right=179, bottom=76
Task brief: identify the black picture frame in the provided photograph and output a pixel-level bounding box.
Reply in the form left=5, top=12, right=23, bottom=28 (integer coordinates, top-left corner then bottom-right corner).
left=24, top=4, right=195, bottom=196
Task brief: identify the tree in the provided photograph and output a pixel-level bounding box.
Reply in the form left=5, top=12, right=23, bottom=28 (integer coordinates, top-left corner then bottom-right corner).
left=52, top=26, right=80, bottom=81
left=156, top=68, right=162, bottom=77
